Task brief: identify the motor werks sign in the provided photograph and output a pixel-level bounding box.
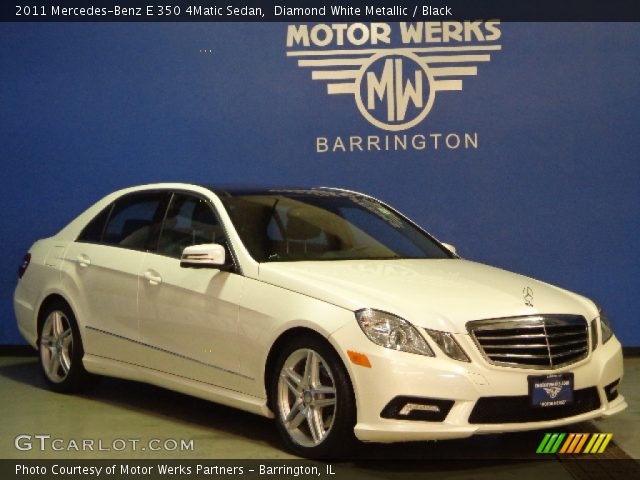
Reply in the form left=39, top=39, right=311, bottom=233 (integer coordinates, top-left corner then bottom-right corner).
left=285, top=22, right=502, bottom=153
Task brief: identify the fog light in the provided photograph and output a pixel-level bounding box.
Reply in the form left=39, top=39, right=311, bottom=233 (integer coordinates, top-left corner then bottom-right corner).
left=381, top=396, right=454, bottom=421
left=399, top=403, right=441, bottom=415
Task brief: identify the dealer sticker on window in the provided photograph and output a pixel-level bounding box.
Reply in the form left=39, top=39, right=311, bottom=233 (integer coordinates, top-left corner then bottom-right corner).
left=528, top=373, right=574, bottom=408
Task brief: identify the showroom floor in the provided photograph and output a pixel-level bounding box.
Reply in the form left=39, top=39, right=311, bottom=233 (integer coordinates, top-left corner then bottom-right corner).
left=0, top=355, right=638, bottom=478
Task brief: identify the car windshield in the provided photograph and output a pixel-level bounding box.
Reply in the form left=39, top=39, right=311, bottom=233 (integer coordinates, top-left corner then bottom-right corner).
left=219, top=191, right=451, bottom=262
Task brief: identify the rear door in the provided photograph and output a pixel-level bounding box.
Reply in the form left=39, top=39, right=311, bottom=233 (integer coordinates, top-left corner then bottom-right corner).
left=64, top=191, right=168, bottom=364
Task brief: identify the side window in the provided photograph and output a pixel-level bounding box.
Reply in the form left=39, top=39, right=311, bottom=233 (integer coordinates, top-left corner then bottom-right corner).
left=77, top=203, right=113, bottom=243
left=157, top=194, right=222, bottom=258
left=102, top=192, right=166, bottom=250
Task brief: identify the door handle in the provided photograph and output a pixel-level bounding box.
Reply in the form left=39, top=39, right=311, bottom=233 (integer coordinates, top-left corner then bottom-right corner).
left=144, top=270, right=162, bottom=286
left=76, top=254, right=91, bottom=268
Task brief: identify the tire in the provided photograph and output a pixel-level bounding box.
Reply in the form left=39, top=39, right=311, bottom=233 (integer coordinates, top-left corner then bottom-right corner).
left=38, top=300, right=96, bottom=393
left=270, top=334, right=357, bottom=458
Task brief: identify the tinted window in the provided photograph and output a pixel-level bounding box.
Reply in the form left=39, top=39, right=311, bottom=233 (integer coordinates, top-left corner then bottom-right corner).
left=336, top=206, right=430, bottom=258
left=102, top=192, right=166, bottom=250
left=77, top=203, right=113, bottom=243
left=220, top=193, right=451, bottom=262
left=157, top=194, right=222, bottom=258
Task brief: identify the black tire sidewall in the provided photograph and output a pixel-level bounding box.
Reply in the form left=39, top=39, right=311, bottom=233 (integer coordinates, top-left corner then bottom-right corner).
left=270, top=334, right=356, bottom=459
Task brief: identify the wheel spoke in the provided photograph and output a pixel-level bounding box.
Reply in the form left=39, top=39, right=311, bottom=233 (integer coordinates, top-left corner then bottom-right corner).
left=40, top=335, right=55, bottom=348
left=281, top=368, right=302, bottom=395
left=303, top=351, right=320, bottom=388
left=285, top=399, right=302, bottom=423
left=59, top=351, right=71, bottom=374
left=48, top=353, right=61, bottom=377
left=62, top=333, right=73, bottom=350
left=312, top=397, right=336, bottom=408
left=306, top=407, right=324, bottom=444
left=285, top=400, right=306, bottom=429
left=53, top=312, right=65, bottom=337
left=302, top=350, right=313, bottom=386
left=314, top=385, right=335, bottom=395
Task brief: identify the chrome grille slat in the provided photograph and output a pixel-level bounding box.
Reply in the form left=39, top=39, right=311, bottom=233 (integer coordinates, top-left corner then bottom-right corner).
left=482, top=344, right=549, bottom=349
left=473, top=334, right=547, bottom=340
left=467, top=315, right=589, bottom=370
left=547, top=332, right=587, bottom=338
left=490, top=352, right=552, bottom=359
left=550, top=347, right=588, bottom=358
left=475, top=331, right=586, bottom=341
left=483, top=338, right=586, bottom=350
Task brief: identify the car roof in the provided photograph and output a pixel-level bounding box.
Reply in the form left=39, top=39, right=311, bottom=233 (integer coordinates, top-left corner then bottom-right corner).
left=199, top=185, right=363, bottom=198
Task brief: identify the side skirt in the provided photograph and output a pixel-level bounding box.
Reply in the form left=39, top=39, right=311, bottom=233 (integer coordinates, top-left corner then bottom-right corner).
left=82, top=353, right=274, bottom=418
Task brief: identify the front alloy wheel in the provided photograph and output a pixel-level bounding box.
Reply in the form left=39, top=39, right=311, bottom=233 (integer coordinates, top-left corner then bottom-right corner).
left=271, top=336, right=356, bottom=458
left=278, top=348, right=337, bottom=447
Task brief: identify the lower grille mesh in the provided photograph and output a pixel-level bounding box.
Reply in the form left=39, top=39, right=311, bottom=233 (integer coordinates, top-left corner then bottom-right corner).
left=469, top=387, right=601, bottom=424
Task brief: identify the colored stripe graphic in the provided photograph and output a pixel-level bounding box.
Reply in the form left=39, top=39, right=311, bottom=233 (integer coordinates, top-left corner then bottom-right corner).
left=574, top=433, right=589, bottom=453
left=538, top=433, right=613, bottom=454
left=558, top=433, right=575, bottom=453
left=536, top=433, right=552, bottom=453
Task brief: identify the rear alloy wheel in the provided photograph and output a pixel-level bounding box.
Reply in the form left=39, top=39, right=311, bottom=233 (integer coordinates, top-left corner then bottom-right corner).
left=39, top=301, right=95, bottom=393
left=271, top=336, right=356, bottom=458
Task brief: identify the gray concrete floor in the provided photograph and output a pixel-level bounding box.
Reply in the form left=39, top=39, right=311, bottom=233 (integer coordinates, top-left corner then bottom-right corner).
left=0, top=356, right=637, bottom=476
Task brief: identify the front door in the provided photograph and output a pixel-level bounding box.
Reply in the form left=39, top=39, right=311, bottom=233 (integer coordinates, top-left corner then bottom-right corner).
left=137, top=193, right=249, bottom=391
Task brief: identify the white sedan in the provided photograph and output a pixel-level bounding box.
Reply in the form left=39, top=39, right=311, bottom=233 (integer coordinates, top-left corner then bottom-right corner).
left=14, top=183, right=626, bottom=457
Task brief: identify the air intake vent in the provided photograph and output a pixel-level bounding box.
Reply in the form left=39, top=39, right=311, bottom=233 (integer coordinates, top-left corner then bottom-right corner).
left=467, top=315, right=589, bottom=369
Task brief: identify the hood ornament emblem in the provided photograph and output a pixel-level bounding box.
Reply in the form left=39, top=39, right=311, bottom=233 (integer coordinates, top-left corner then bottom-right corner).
left=523, top=287, right=534, bottom=307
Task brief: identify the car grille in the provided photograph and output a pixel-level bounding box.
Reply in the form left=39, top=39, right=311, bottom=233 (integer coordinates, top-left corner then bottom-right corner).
left=468, top=386, right=601, bottom=424
left=467, top=315, right=589, bottom=369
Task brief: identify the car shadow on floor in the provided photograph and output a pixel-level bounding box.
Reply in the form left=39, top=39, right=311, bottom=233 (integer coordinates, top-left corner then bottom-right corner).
left=0, top=357, right=600, bottom=462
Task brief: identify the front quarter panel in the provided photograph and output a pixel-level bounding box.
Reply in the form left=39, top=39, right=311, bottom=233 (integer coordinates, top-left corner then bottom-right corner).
left=235, top=276, right=354, bottom=398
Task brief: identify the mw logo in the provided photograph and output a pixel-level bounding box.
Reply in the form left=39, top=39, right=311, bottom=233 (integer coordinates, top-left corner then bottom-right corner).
left=286, top=23, right=502, bottom=132
left=357, top=52, right=434, bottom=131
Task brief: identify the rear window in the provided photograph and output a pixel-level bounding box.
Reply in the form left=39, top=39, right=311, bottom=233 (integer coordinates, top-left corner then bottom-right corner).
left=101, top=192, right=167, bottom=250
left=77, top=204, right=113, bottom=243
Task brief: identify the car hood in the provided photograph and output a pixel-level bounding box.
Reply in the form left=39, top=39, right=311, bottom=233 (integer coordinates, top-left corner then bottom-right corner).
left=257, top=259, right=597, bottom=333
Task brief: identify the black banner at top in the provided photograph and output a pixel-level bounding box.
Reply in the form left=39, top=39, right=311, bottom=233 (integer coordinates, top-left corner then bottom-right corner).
left=3, top=0, right=640, bottom=22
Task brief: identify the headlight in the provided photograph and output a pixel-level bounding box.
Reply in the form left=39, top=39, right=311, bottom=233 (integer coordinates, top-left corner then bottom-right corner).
left=598, top=306, right=614, bottom=344
left=590, top=319, right=598, bottom=351
left=425, top=329, right=470, bottom=362
left=355, top=309, right=434, bottom=356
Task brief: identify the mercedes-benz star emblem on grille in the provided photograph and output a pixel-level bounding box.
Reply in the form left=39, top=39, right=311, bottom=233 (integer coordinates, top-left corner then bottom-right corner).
left=543, top=386, right=563, bottom=399
left=523, top=287, right=534, bottom=307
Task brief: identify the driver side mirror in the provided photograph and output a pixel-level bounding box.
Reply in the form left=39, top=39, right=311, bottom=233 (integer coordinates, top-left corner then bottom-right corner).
left=180, top=243, right=229, bottom=269
left=442, top=242, right=457, bottom=256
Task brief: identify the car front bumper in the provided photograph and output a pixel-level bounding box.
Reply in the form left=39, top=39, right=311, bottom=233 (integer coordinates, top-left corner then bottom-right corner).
left=329, top=323, right=627, bottom=443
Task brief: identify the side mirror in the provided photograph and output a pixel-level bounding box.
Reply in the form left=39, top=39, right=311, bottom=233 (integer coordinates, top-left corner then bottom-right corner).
left=180, top=243, right=227, bottom=269
left=441, top=242, right=457, bottom=256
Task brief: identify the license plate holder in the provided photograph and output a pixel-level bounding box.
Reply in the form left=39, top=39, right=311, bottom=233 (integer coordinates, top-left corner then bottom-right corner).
left=528, top=373, right=574, bottom=408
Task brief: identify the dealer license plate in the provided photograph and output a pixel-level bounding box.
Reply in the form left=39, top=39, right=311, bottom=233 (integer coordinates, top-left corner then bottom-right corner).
left=528, top=373, right=574, bottom=408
